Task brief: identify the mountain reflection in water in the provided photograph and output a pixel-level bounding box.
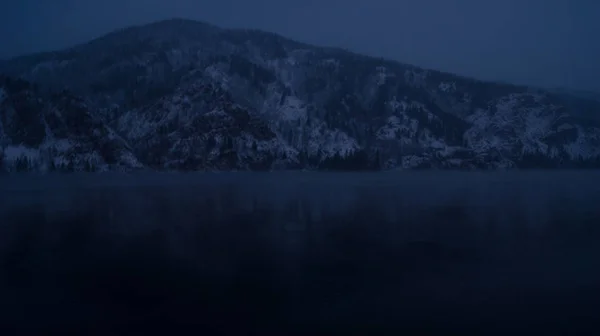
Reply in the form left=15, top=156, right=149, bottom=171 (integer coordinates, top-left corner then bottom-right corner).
left=1, top=171, right=599, bottom=335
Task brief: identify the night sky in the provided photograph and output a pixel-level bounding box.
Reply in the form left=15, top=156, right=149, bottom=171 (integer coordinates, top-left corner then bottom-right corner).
left=1, top=0, right=598, bottom=92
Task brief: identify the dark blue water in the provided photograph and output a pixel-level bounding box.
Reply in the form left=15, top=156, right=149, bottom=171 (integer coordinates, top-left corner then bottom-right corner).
left=1, top=172, right=600, bottom=335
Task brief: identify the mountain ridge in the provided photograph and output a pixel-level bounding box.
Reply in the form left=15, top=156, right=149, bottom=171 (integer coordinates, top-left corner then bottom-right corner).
left=1, top=18, right=599, bottom=173
left=1, top=18, right=595, bottom=99
left=0, top=18, right=529, bottom=93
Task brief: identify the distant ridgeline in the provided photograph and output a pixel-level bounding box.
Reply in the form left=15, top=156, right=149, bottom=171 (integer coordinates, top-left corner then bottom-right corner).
left=1, top=19, right=600, bottom=173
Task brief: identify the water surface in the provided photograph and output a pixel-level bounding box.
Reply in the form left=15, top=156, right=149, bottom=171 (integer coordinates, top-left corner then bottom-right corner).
left=1, top=171, right=599, bottom=335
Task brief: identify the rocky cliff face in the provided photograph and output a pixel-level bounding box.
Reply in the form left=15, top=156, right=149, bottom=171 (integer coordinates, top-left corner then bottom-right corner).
left=1, top=18, right=599, bottom=172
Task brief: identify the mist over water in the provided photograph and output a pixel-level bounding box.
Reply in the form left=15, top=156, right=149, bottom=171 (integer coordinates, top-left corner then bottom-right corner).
left=1, top=172, right=600, bottom=335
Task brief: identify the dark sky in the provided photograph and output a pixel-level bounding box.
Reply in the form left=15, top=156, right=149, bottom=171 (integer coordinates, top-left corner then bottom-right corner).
left=1, top=0, right=598, bottom=92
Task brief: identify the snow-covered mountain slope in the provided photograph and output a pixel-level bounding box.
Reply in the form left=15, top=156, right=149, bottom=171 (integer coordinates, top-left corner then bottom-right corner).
left=0, top=76, right=141, bottom=172
left=1, top=18, right=599, bottom=172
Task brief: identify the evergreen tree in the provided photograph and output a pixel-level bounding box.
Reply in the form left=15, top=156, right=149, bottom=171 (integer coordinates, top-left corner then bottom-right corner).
left=223, top=136, right=234, bottom=150
left=48, top=159, right=56, bottom=172
left=317, top=149, right=374, bottom=171
left=206, top=136, right=216, bottom=149
left=372, top=150, right=381, bottom=170
left=84, top=160, right=96, bottom=172
left=15, top=155, right=30, bottom=172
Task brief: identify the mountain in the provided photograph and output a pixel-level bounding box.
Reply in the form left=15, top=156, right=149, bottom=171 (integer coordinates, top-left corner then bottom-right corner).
left=1, top=18, right=600, bottom=172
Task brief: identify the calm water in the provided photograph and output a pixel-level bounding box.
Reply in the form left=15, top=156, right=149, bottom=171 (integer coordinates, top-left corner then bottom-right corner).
left=1, top=171, right=600, bottom=335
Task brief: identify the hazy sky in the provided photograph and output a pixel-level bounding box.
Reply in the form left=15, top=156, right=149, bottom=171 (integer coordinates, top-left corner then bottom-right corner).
left=1, top=0, right=598, bottom=91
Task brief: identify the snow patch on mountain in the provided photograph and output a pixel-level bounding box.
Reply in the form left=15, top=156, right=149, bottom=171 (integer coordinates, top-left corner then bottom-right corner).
left=402, top=155, right=427, bottom=168
left=3, top=145, right=39, bottom=163
left=31, top=60, right=71, bottom=74
left=322, top=59, right=341, bottom=68
left=278, top=96, right=307, bottom=121
left=375, top=66, right=394, bottom=86
left=462, top=93, right=598, bottom=164
left=204, top=65, right=230, bottom=90
left=563, top=126, right=600, bottom=160
left=439, top=82, right=456, bottom=92
left=376, top=115, right=418, bottom=143
left=307, top=121, right=359, bottom=158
